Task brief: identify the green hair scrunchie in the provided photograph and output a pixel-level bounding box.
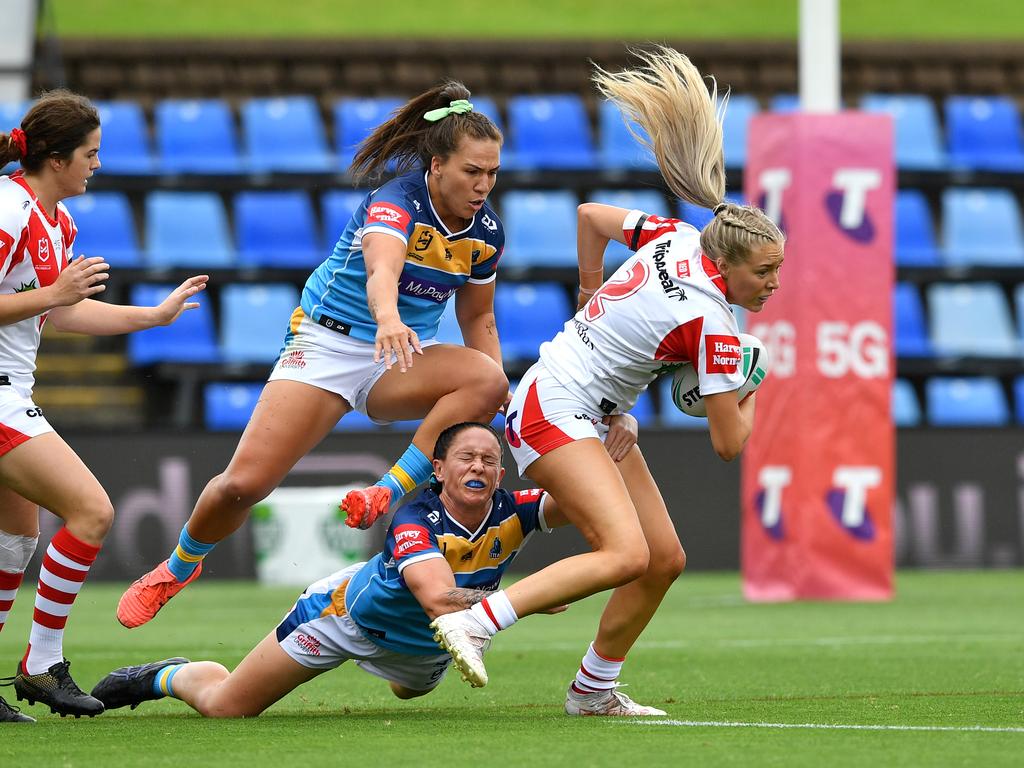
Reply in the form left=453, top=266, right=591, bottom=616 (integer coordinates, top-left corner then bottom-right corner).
left=424, top=99, right=474, bottom=122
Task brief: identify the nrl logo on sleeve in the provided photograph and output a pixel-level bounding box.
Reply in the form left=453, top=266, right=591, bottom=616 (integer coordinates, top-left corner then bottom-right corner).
left=480, top=213, right=498, bottom=232
left=705, top=334, right=741, bottom=373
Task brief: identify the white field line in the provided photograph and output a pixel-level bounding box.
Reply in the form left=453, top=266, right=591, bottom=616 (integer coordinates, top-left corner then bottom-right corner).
left=506, top=633, right=1023, bottom=652
left=624, top=720, right=1024, bottom=734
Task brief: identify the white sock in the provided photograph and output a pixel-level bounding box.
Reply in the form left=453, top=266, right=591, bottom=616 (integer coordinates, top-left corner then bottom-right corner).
left=469, top=590, right=518, bottom=636
left=572, top=642, right=624, bottom=694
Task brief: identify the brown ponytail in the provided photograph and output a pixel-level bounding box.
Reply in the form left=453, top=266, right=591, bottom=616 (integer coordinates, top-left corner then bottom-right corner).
left=350, top=80, right=502, bottom=181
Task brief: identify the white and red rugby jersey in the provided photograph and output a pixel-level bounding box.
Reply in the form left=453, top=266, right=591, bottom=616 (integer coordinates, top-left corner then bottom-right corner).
left=0, top=171, right=76, bottom=393
left=538, top=210, right=745, bottom=415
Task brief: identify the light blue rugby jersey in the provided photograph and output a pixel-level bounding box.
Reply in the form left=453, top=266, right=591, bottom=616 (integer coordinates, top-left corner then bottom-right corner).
left=344, top=487, right=548, bottom=655
left=300, top=169, right=504, bottom=343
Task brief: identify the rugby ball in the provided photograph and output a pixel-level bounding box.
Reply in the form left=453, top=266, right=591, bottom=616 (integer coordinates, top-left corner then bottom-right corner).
left=670, top=333, right=770, bottom=417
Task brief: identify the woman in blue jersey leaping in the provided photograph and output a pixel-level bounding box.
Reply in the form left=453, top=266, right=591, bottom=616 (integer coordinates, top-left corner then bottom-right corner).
left=117, top=82, right=511, bottom=629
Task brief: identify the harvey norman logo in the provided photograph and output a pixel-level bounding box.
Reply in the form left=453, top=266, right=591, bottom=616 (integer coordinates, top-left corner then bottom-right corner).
left=705, top=335, right=741, bottom=373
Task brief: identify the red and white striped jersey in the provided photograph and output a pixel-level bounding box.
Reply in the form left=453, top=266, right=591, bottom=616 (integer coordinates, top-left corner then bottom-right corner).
left=0, top=171, right=76, bottom=394
left=538, top=210, right=745, bottom=415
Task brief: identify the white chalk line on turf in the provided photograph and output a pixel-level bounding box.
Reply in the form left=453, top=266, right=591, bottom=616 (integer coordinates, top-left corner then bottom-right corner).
left=624, top=720, right=1024, bottom=734
left=507, top=633, right=1022, bottom=652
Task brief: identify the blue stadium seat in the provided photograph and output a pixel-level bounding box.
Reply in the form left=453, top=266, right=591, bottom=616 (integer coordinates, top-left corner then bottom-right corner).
left=927, top=282, right=1019, bottom=357
left=494, top=282, right=572, bottom=362
left=588, top=189, right=668, bottom=267
left=433, top=300, right=463, bottom=345
left=471, top=96, right=503, bottom=133
left=926, top=376, right=1009, bottom=426
left=0, top=102, right=27, bottom=173
left=678, top=191, right=745, bottom=231
left=127, top=284, right=219, bottom=364
left=892, top=378, right=922, bottom=427
left=1015, top=376, right=1024, bottom=425
left=94, top=101, right=154, bottom=174
left=155, top=98, right=243, bottom=174
left=0, top=101, right=26, bottom=131
left=630, top=388, right=656, bottom=427
left=219, top=283, right=299, bottom=364
left=242, top=96, right=333, bottom=172
left=321, top=189, right=368, bottom=250
left=860, top=94, right=946, bottom=170
left=945, top=96, right=1024, bottom=172
left=657, top=376, right=708, bottom=430
left=598, top=100, right=657, bottom=170
left=768, top=94, right=800, bottom=113
left=895, top=190, right=940, bottom=267
left=500, top=190, right=579, bottom=269
left=506, top=94, right=596, bottom=170
left=722, top=94, right=758, bottom=170
left=204, top=382, right=263, bottom=431
left=145, top=192, right=234, bottom=268
left=893, top=282, right=931, bottom=357
left=62, top=192, right=141, bottom=267
left=332, top=97, right=404, bottom=170
left=234, top=190, right=321, bottom=268
left=1015, top=283, right=1024, bottom=342
left=941, top=188, right=1024, bottom=266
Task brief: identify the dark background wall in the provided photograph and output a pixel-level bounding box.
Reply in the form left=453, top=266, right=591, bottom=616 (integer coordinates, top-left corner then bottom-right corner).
left=25, top=430, right=1024, bottom=579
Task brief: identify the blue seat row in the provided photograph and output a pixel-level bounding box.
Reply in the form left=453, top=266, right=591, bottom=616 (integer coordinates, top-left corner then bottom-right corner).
left=897, top=188, right=1024, bottom=267
left=894, top=282, right=1024, bottom=358
left=894, top=376, right=1024, bottom=427
left=64, top=185, right=1024, bottom=271
left=5, top=93, right=1023, bottom=174
left=0, top=96, right=653, bottom=174
left=733, top=93, right=1024, bottom=171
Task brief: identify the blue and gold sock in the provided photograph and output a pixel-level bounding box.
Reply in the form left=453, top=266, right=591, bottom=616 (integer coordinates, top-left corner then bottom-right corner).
left=152, top=663, right=187, bottom=699
left=375, top=444, right=432, bottom=502
left=167, top=528, right=215, bottom=583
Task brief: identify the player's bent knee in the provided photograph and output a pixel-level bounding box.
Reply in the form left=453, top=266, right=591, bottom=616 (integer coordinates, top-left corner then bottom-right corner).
left=389, top=681, right=432, bottom=700
left=648, top=545, right=686, bottom=584
left=214, top=471, right=274, bottom=509
left=68, top=495, right=115, bottom=540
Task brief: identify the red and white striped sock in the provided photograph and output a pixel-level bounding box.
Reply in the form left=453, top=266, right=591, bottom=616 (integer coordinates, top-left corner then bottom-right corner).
left=468, top=590, right=518, bottom=636
left=571, top=642, right=625, bottom=695
left=0, top=569, right=25, bottom=634
left=23, top=527, right=99, bottom=675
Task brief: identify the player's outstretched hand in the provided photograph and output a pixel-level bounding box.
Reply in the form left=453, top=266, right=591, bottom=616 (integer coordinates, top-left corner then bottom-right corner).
left=374, top=317, right=423, bottom=373
left=50, top=255, right=109, bottom=306
left=153, top=275, right=209, bottom=326
left=603, top=413, right=639, bottom=462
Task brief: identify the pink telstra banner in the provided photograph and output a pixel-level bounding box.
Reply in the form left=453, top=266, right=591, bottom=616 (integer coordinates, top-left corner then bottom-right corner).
left=741, top=113, right=895, bottom=601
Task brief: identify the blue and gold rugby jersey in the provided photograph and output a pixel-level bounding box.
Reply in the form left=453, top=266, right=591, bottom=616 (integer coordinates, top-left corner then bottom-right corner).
left=345, top=487, right=548, bottom=655
left=298, top=169, right=504, bottom=343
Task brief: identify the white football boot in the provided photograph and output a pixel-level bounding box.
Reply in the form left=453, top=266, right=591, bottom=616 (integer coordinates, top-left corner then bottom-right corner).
left=430, top=610, right=491, bottom=688
left=564, top=682, right=667, bottom=716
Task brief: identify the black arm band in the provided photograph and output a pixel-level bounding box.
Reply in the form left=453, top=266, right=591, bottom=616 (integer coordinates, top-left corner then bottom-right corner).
left=629, top=214, right=649, bottom=251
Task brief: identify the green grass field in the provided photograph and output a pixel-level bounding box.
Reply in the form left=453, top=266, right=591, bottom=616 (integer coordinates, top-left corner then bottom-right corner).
left=47, top=0, right=1024, bottom=40
left=2, top=570, right=1022, bottom=767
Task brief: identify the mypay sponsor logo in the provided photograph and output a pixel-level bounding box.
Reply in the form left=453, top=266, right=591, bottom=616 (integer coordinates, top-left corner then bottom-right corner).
left=651, top=241, right=686, bottom=301
left=399, top=276, right=457, bottom=303
left=824, top=168, right=883, bottom=244
left=705, top=335, right=741, bottom=373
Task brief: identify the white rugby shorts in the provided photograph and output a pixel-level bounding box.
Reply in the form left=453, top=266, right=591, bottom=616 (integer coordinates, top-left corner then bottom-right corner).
left=268, top=314, right=439, bottom=425
left=504, top=361, right=609, bottom=476
left=0, top=388, right=54, bottom=458
left=276, top=562, right=452, bottom=692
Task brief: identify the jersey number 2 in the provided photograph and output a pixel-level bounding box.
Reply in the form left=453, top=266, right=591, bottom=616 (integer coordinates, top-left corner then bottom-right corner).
left=584, top=260, right=649, bottom=322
